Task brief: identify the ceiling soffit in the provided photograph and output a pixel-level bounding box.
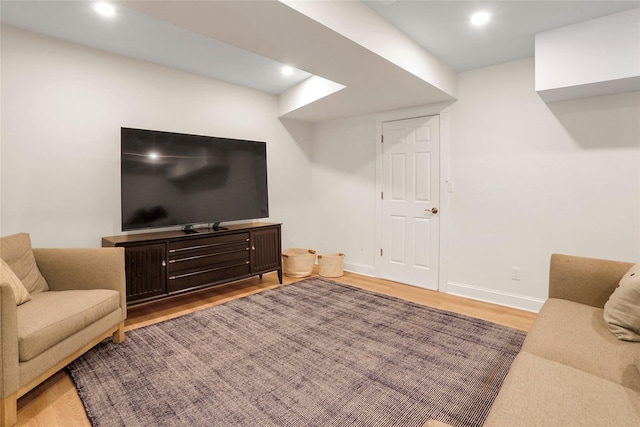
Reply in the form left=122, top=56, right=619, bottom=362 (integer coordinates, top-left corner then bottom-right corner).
left=121, top=0, right=457, bottom=122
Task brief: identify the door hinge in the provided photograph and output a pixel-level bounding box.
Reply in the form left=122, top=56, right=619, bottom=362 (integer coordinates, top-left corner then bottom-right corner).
left=381, top=134, right=384, bottom=143
left=381, top=191, right=384, bottom=200
left=380, top=248, right=383, bottom=256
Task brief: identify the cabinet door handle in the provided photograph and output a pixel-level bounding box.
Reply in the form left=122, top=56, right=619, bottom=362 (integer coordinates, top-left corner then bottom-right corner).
left=162, top=260, right=166, bottom=267
left=251, top=245, right=256, bottom=251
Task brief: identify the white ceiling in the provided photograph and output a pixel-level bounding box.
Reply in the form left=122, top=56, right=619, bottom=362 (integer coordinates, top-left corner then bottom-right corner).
left=364, top=0, right=640, bottom=72
left=1, top=0, right=639, bottom=121
left=0, top=0, right=312, bottom=94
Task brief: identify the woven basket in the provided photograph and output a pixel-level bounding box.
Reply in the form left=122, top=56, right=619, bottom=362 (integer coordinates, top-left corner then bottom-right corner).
left=282, top=248, right=317, bottom=278
left=318, top=253, right=345, bottom=278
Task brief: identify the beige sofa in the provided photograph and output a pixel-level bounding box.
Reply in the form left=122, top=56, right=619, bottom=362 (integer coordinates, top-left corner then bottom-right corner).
left=0, top=235, right=126, bottom=427
left=428, top=254, right=640, bottom=427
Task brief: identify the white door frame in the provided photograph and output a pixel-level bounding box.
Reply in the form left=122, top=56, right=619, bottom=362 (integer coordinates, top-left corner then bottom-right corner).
left=375, top=103, right=452, bottom=293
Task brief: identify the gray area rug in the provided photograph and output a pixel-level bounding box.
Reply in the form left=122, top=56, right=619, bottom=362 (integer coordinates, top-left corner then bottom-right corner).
left=67, top=277, right=526, bottom=427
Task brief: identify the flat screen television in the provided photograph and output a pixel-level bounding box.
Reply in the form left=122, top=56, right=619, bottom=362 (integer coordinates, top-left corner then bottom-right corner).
left=121, top=127, right=269, bottom=233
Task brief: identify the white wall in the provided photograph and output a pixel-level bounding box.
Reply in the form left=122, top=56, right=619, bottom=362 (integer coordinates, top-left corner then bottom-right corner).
left=310, top=115, right=378, bottom=275
left=448, top=58, right=639, bottom=309
left=0, top=25, right=313, bottom=248
left=310, top=57, right=639, bottom=311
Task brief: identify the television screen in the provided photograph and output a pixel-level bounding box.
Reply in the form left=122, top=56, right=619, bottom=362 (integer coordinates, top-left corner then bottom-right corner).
left=121, top=127, right=269, bottom=232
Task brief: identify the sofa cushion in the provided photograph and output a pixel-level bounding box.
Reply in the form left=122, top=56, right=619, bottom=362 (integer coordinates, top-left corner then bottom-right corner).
left=0, top=233, right=49, bottom=294
left=521, top=298, right=640, bottom=390
left=1, top=257, right=32, bottom=305
left=484, top=352, right=640, bottom=427
left=604, top=262, right=640, bottom=341
left=17, top=289, right=120, bottom=362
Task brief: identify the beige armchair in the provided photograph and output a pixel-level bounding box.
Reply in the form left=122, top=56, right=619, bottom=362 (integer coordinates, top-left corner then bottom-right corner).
left=0, top=245, right=126, bottom=427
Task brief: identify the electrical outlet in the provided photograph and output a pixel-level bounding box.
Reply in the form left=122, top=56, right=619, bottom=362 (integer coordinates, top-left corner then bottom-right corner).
left=511, top=267, right=521, bottom=281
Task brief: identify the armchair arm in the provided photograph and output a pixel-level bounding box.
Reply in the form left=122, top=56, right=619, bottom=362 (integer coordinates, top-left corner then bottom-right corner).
left=549, top=254, right=633, bottom=308
left=0, top=283, right=19, bottom=400
left=32, top=248, right=126, bottom=319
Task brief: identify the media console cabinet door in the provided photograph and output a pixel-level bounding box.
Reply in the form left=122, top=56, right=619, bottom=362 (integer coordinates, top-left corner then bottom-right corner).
left=124, top=243, right=167, bottom=302
left=250, top=227, right=281, bottom=275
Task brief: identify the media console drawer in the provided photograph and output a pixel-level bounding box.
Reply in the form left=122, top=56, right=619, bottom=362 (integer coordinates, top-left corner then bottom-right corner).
left=168, top=263, right=251, bottom=293
left=167, top=232, right=250, bottom=253
left=102, top=222, right=282, bottom=305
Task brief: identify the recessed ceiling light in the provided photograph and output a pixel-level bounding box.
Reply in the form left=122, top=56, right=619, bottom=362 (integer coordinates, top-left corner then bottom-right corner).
left=94, top=2, right=116, bottom=18
left=470, top=11, right=491, bottom=27
left=281, top=66, right=294, bottom=76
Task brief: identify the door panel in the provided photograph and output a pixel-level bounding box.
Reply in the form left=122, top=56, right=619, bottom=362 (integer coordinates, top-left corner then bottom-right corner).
left=390, top=215, right=406, bottom=264
left=415, top=152, right=431, bottom=201
left=414, top=218, right=431, bottom=268
left=391, top=154, right=406, bottom=199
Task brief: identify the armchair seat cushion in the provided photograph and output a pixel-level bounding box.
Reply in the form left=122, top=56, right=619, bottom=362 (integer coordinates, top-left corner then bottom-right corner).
left=17, top=289, right=120, bottom=362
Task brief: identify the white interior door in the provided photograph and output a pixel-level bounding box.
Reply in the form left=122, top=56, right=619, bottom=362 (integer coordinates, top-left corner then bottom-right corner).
left=381, top=115, right=440, bottom=290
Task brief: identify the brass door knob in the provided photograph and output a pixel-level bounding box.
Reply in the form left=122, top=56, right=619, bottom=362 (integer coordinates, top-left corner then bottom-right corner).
left=426, top=207, right=438, bottom=214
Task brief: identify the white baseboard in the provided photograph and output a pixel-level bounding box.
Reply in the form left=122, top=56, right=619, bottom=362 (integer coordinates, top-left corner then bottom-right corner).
left=330, top=265, right=544, bottom=313
left=343, top=262, right=376, bottom=277
left=446, top=281, right=545, bottom=313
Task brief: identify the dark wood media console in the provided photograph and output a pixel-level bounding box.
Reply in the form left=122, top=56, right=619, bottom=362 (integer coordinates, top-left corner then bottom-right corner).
left=102, top=222, right=282, bottom=305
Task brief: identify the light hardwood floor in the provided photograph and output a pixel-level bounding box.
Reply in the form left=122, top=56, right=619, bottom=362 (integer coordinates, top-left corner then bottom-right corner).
left=16, top=270, right=537, bottom=426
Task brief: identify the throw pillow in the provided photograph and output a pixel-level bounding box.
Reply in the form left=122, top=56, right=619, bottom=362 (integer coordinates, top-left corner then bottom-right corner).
left=0, top=258, right=32, bottom=305
left=604, top=262, right=640, bottom=341
left=0, top=233, right=49, bottom=294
